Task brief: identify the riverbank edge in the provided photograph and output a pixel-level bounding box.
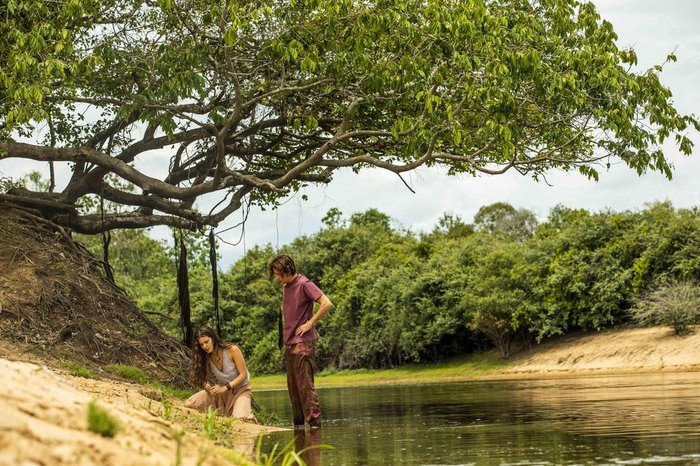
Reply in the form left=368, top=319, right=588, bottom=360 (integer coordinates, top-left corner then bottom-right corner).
left=254, top=359, right=700, bottom=391
left=254, top=325, right=700, bottom=390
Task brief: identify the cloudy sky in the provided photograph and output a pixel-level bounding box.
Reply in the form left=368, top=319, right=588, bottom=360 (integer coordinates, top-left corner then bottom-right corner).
left=215, top=0, right=700, bottom=267
left=2, top=1, right=698, bottom=269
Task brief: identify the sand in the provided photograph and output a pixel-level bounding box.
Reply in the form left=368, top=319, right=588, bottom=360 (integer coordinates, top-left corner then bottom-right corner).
left=0, top=356, right=280, bottom=466
left=504, top=325, right=700, bottom=376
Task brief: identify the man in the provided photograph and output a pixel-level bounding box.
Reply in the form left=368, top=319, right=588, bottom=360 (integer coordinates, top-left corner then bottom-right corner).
left=269, top=254, right=333, bottom=429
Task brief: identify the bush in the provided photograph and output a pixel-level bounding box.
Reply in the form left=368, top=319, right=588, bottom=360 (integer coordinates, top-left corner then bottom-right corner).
left=631, top=279, right=700, bottom=335
left=248, top=332, right=284, bottom=374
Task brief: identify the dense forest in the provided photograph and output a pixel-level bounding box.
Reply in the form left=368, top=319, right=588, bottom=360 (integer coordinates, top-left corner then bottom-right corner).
left=78, top=202, right=700, bottom=374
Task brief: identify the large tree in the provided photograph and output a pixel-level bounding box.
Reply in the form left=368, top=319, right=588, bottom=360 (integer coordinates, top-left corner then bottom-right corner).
left=1, top=0, right=697, bottom=233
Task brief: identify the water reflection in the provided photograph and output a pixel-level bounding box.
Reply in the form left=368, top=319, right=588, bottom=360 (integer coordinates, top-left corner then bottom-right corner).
left=255, top=372, right=700, bottom=465
left=293, top=428, right=322, bottom=466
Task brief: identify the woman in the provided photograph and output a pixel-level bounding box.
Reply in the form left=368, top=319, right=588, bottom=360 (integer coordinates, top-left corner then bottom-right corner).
left=185, top=326, right=255, bottom=421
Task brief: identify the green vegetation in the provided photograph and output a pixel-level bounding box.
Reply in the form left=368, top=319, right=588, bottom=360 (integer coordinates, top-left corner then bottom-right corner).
left=140, top=395, right=251, bottom=459
left=61, top=359, right=99, bottom=379
left=230, top=203, right=698, bottom=371
left=252, top=402, right=285, bottom=427
left=196, top=406, right=292, bottom=463
left=632, top=279, right=700, bottom=335
left=5, top=0, right=698, bottom=461
left=151, top=384, right=193, bottom=401
left=76, top=229, right=210, bottom=339
left=82, top=202, right=700, bottom=376
left=200, top=407, right=223, bottom=441
left=161, top=399, right=175, bottom=421
left=87, top=401, right=119, bottom=438
left=254, top=352, right=509, bottom=390
left=104, top=363, right=192, bottom=399
left=254, top=438, right=305, bottom=466
left=107, top=364, right=150, bottom=384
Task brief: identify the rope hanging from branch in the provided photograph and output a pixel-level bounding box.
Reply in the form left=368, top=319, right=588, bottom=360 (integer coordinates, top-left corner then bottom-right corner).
left=209, top=228, right=222, bottom=338
left=210, top=198, right=252, bottom=344
left=176, top=230, right=193, bottom=347
left=99, top=187, right=115, bottom=284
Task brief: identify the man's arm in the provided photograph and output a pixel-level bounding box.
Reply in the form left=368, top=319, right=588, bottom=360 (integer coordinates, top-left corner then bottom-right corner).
left=295, top=294, right=333, bottom=337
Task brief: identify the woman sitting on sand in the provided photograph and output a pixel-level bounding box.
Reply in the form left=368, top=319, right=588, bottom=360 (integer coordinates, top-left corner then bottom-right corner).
left=185, top=326, right=255, bottom=421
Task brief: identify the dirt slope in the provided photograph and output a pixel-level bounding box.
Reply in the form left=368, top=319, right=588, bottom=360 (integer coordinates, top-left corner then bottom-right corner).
left=0, top=208, right=188, bottom=385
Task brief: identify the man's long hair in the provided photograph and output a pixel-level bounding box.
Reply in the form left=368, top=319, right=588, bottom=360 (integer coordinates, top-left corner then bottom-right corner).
left=190, top=325, right=230, bottom=387
left=268, top=254, right=297, bottom=278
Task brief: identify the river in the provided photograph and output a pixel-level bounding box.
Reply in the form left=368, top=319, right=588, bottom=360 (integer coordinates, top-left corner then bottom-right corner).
left=253, top=372, right=700, bottom=465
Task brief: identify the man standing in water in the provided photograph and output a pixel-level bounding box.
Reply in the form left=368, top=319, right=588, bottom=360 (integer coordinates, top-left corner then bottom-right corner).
left=269, top=254, right=333, bottom=429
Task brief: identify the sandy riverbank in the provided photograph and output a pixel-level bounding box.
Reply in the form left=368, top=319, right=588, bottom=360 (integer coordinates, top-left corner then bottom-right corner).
left=0, top=356, right=281, bottom=466
left=504, top=325, right=700, bottom=376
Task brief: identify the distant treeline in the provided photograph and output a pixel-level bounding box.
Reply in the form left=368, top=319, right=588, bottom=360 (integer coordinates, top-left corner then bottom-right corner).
left=80, top=202, right=700, bottom=374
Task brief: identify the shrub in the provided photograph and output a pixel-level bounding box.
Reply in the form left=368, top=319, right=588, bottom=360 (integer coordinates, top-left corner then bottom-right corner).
left=248, top=332, right=284, bottom=374
left=631, top=279, right=700, bottom=335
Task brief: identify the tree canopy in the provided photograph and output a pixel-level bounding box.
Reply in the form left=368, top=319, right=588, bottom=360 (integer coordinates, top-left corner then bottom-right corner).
left=1, top=0, right=697, bottom=233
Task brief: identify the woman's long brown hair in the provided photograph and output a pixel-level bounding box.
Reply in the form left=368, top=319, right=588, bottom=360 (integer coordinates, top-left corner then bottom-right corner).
left=190, top=326, right=230, bottom=387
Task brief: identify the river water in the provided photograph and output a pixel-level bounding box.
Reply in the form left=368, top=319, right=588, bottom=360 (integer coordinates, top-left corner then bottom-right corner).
left=253, top=372, right=700, bottom=465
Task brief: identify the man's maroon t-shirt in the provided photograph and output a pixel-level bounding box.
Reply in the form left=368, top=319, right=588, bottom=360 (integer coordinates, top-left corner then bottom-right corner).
left=283, top=274, right=323, bottom=346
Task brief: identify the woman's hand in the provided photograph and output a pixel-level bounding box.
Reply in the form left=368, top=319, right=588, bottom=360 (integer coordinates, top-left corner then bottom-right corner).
left=209, top=384, right=228, bottom=395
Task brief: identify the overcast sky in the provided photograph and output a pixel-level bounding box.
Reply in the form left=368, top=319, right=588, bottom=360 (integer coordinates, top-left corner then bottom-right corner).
left=2, top=1, right=698, bottom=269
left=212, top=0, right=700, bottom=268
